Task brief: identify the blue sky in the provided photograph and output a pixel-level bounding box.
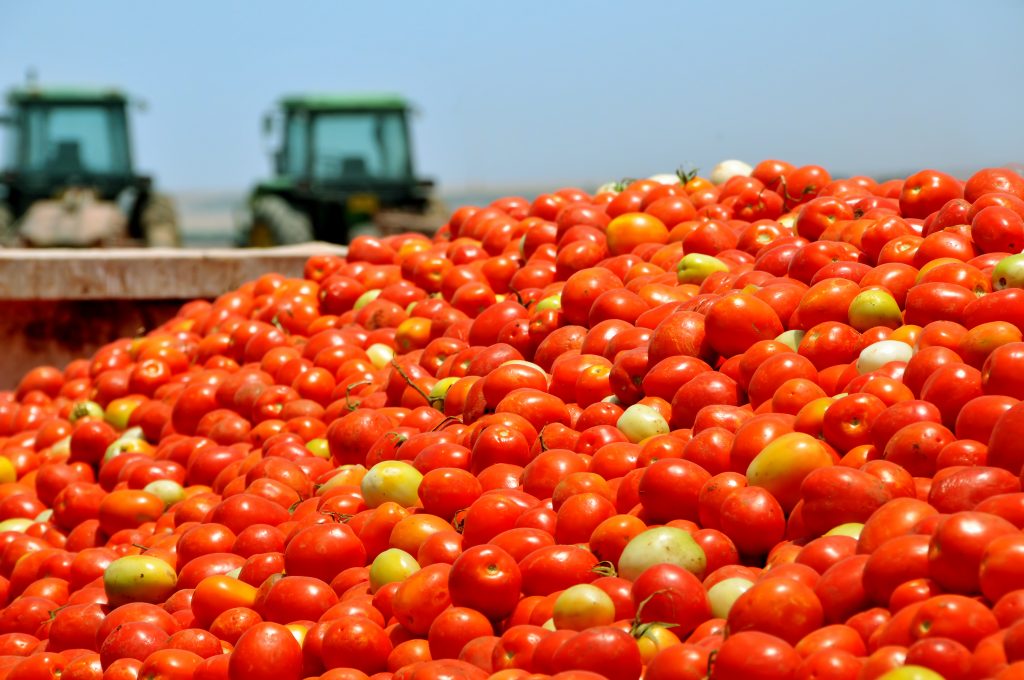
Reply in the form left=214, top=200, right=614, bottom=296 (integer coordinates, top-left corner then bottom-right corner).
left=3, top=0, right=1023, bottom=192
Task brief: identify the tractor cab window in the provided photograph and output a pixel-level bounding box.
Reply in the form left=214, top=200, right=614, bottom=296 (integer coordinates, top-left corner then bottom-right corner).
left=283, top=111, right=309, bottom=178
left=22, top=103, right=131, bottom=177
left=310, top=110, right=411, bottom=183
left=1, top=117, right=17, bottom=172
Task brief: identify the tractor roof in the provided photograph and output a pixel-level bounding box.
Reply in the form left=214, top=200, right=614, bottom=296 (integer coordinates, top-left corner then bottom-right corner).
left=7, top=85, right=129, bottom=105
left=278, top=92, right=411, bottom=112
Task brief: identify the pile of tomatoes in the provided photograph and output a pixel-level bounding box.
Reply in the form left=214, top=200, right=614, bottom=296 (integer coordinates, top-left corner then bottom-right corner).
left=2, top=161, right=1024, bottom=680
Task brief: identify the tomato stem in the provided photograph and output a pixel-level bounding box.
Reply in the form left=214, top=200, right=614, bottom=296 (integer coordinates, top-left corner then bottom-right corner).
left=614, top=177, right=638, bottom=193
left=344, top=379, right=373, bottom=411
left=630, top=588, right=681, bottom=636
left=707, top=650, right=718, bottom=677
left=506, top=285, right=525, bottom=308
left=390, top=359, right=432, bottom=405
left=676, top=164, right=699, bottom=184
left=430, top=415, right=463, bottom=431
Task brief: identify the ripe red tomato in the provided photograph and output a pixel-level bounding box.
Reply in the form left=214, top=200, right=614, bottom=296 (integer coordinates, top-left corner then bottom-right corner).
left=638, top=458, right=710, bottom=523
left=928, top=511, right=1017, bottom=594
left=284, top=523, right=366, bottom=583
left=320, top=616, right=393, bottom=674
left=227, top=622, right=303, bottom=680
left=550, top=626, right=643, bottom=680
left=710, top=631, right=801, bottom=679
left=719, top=486, right=786, bottom=557
left=631, top=563, right=710, bottom=637
left=899, top=169, right=964, bottom=219
left=705, top=293, right=784, bottom=358
left=519, top=545, right=599, bottom=596
left=426, top=607, right=494, bottom=660
left=727, top=575, right=824, bottom=645
left=965, top=168, right=1024, bottom=203
left=448, top=545, right=522, bottom=620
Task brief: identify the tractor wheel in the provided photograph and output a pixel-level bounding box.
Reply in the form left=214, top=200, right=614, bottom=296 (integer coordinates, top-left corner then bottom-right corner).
left=424, top=194, right=451, bottom=221
left=249, top=196, right=313, bottom=247
left=141, top=193, right=182, bottom=247
left=0, top=203, right=14, bottom=246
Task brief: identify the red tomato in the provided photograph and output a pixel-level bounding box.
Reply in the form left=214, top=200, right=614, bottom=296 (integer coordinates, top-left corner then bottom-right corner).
left=928, top=511, right=1017, bottom=594
left=719, top=486, right=786, bottom=557
left=227, top=622, right=302, bottom=680
left=862, top=533, right=931, bottom=605
left=550, top=626, right=643, bottom=680
left=709, top=631, right=801, bottom=679
left=705, top=293, right=784, bottom=358
left=320, top=616, right=392, bottom=674
left=448, top=545, right=522, bottom=621
left=426, top=607, right=494, bottom=661
left=727, top=576, right=824, bottom=645
left=631, top=563, right=710, bottom=637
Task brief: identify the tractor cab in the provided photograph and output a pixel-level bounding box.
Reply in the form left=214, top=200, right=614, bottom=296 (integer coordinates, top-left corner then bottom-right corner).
left=277, top=93, right=415, bottom=189
left=0, top=85, right=178, bottom=247
left=242, top=93, right=441, bottom=246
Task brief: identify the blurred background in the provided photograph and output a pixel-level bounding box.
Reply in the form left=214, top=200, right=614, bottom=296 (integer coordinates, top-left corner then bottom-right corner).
left=2, top=0, right=1023, bottom=247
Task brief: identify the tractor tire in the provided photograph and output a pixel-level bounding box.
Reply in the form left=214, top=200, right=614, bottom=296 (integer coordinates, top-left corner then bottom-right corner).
left=249, top=196, right=313, bottom=247
left=141, top=193, right=182, bottom=247
left=0, top=203, right=14, bottom=246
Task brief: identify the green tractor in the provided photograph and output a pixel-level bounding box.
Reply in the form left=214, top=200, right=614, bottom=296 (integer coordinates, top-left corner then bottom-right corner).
left=0, top=84, right=180, bottom=248
left=239, top=93, right=445, bottom=247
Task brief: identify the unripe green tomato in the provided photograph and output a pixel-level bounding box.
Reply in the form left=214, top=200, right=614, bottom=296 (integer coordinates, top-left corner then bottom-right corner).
left=361, top=460, right=423, bottom=508
left=617, top=404, right=669, bottom=444
left=104, top=555, right=177, bottom=607
left=552, top=584, right=616, bottom=631
left=707, top=577, right=755, bottom=619
left=144, top=479, right=186, bottom=507
left=368, top=548, right=420, bottom=592
left=618, top=527, right=706, bottom=581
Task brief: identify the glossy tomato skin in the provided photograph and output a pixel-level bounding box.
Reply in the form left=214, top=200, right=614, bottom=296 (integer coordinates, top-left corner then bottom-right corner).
left=987, top=400, right=1024, bottom=475
left=550, top=626, right=643, bottom=680
left=428, top=609, right=495, bottom=665
left=812, top=554, right=870, bottom=625
left=490, top=623, right=548, bottom=671
left=256, top=575, right=339, bottom=624
left=904, top=637, right=973, bottom=680
left=862, top=533, right=932, bottom=606
left=631, top=564, right=710, bottom=637
left=284, top=523, right=366, bottom=584
left=719, top=486, right=786, bottom=557
left=726, top=575, right=824, bottom=646
left=928, top=466, right=1019, bottom=513
left=909, top=594, right=999, bottom=651
left=981, top=534, right=1024, bottom=606
left=928, top=511, right=1017, bottom=594
left=519, top=545, right=599, bottom=596
left=98, top=621, right=170, bottom=668
left=639, top=643, right=709, bottom=680
left=800, top=466, right=892, bottom=536
left=965, top=167, right=1024, bottom=202
left=710, top=630, right=801, bottom=679
left=227, top=622, right=302, bottom=680
left=320, top=616, right=393, bottom=674
left=638, top=459, right=710, bottom=523
left=47, top=603, right=105, bottom=652
left=448, top=545, right=522, bottom=621
left=671, top=372, right=741, bottom=429
left=705, top=293, right=784, bottom=358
